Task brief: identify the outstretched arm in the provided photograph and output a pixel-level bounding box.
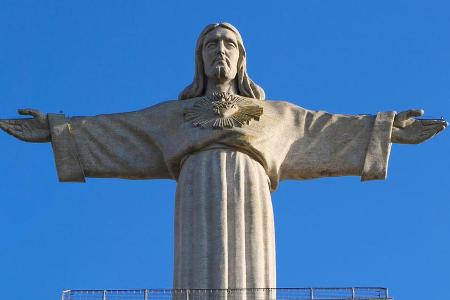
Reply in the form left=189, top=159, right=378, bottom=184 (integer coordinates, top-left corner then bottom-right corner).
left=280, top=106, right=446, bottom=182
left=1, top=107, right=171, bottom=182
left=280, top=109, right=396, bottom=181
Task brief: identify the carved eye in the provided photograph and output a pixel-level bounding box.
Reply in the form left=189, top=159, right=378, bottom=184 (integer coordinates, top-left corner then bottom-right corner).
left=226, top=42, right=237, bottom=48
left=206, top=42, right=216, bottom=49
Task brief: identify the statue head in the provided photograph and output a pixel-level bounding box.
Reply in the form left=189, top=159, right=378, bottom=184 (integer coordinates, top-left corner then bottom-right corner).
left=179, top=23, right=265, bottom=100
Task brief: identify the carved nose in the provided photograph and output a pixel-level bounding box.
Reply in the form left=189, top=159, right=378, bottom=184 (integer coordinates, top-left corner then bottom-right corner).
left=217, top=41, right=226, bottom=54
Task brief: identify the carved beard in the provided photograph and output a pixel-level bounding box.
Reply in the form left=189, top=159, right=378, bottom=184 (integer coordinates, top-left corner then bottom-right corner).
left=210, top=55, right=238, bottom=82
left=213, top=61, right=233, bottom=81
left=214, top=64, right=231, bottom=80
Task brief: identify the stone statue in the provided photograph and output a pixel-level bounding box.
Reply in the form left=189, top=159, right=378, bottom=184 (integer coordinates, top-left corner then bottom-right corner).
left=0, top=23, right=447, bottom=291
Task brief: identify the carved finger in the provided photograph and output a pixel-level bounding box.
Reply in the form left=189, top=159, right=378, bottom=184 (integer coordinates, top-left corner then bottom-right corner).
left=406, top=109, right=424, bottom=119
left=0, top=121, right=9, bottom=131
left=2, top=125, right=24, bottom=139
left=420, top=130, right=441, bottom=139
left=18, top=108, right=44, bottom=119
left=421, top=119, right=448, bottom=127
left=0, top=120, right=16, bottom=131
left=0, top=119, right=19, bottom=125
left=421, top=125, right=446, bottom=137
left=428, top=123, right=446, bottom=130
left=395, top=111, right=409, bottom=123
left=0, top=119, right=29, bottom=139
left=13, top=124, right=24, bottom=133
left=420, top=131, right=436, bottom=137
left=394, top=109, right=425, bottom=128
left=434, top=124, right=446, bottom=134
left=2, top=120, right=25, bottom=134
left=420, top=129, right=438, bottom=136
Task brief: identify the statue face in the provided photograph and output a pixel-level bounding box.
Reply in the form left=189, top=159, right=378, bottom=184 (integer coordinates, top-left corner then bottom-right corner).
left=202, top=27, right=239, bottom=82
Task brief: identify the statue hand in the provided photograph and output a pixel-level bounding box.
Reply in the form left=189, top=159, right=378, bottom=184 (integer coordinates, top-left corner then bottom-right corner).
left=391, top=109, right=447, bottom=144
left=0, top=109, right=51, bottom=143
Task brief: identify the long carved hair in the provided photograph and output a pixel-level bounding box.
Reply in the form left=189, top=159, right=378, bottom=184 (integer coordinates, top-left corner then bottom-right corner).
left=179, top=23, right=265, bottom=100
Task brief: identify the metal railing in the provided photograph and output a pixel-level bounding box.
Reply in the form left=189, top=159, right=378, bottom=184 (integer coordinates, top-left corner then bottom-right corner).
left=62, top=287, right=392, bottom=299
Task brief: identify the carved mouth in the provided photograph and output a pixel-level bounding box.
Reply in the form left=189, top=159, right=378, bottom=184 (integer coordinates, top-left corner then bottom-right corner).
left=214, top=57, right=230, bottom=67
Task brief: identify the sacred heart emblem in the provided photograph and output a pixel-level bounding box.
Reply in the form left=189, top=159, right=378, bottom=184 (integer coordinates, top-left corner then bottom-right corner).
left=184, top=92, right=263, bottom=129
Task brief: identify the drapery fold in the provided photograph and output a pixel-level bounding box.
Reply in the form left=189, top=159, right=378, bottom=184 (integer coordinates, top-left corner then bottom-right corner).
left=46, top=97, right=396, bottom=290
left=174, top=149, right=276, bottom=289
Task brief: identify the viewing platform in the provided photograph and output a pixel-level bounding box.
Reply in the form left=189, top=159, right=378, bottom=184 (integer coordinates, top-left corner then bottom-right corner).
left=62, top=287, right=392, bottom=299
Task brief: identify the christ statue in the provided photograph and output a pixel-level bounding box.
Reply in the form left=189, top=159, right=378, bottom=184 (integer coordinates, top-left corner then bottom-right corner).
left=0, top=23, right=447, bottom=291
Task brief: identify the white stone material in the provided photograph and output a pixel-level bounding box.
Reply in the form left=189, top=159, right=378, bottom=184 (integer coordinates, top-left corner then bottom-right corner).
left=47, top=97, right=395, bottom=289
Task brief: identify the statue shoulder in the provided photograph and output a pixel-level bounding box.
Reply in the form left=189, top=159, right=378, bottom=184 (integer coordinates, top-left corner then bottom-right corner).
left=261, top=98, right=309, bottom=114
left=141, top=98, right=196, bottom=114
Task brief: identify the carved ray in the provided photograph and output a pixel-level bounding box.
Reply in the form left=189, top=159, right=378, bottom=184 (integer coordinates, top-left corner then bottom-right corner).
left=184, top=92, right=263, bottom=129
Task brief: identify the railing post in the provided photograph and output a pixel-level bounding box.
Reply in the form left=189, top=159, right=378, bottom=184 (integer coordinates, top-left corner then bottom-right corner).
left=310, top=288, right=314, bottom=299
left=351, top=288, right=355, bottom=299
left=186, top=289, right=190, bottom=300
left=102, top=290, right=107, bottom=300
left=144, top=289, right=148, bottom=300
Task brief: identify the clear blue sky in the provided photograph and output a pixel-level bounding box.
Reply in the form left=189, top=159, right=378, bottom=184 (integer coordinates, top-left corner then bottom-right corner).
left=0, top=1, right=449, bottom=299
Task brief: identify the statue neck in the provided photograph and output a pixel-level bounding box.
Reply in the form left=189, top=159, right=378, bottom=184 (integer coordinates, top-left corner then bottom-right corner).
left=205, top=79, right=238, bottom=96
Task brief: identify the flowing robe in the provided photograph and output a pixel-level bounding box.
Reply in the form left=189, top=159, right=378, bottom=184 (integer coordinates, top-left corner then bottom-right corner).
left=47, top=96, right=395, bottom=290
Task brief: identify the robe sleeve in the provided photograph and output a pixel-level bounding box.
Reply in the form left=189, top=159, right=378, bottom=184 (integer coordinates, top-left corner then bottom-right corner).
left=279, top=109, right=396, bottom=182
left=47, top=108, right=171, bottom=182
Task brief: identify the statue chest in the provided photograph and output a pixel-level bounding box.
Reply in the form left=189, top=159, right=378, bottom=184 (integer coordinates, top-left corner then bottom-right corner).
left=183, top=92, right=263, bottom=129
